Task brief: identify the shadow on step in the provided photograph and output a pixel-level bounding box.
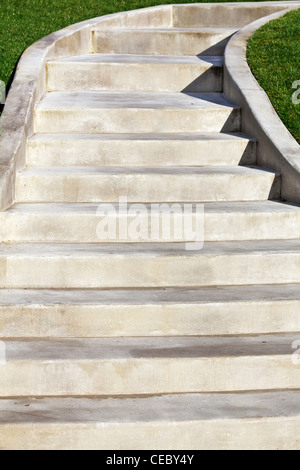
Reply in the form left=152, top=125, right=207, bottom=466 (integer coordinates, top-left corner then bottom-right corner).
left=196, top=34, right=235, bottom=57
left=181, top=67, right=223, bottom=94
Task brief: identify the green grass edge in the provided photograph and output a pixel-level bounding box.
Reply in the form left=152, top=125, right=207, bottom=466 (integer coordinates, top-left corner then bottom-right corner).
left=247, top=8, right=300, bottom=144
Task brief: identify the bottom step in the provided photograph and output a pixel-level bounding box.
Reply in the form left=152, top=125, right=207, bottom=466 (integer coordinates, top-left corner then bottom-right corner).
left=1, top=391, right=300, bottom=449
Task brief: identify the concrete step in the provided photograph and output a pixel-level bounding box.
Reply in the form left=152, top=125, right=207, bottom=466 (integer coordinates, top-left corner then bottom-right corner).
left=171, top=3, right=277, bottom=29
left=0, top=334, right=299, bottom=396
left=1, top=391, right=300, bottom=449
left=15, top=166, right=279, bottom=203
left=34, top=92, right=241, bottom=134
left=26, top=132, right=256, bottom=167
left=0, top=285, right=299, bottom=338
left=46, top=54, right=224, bottom=93
left=0, top=240, right=298, bottom=288
left=91, top=27, right=236, bottom=56
left=2, top=201, right=299, bottom=243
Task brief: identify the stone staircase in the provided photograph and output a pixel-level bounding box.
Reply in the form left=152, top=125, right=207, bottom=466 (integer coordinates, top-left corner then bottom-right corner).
left=0, top=18, right=300, bottom=450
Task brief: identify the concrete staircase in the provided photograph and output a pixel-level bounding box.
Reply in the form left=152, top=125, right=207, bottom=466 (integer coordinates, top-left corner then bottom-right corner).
left=0, top=17, right=300, bottom=450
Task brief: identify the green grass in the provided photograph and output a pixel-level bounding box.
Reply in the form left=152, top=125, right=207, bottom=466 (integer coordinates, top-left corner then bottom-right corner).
left=0, top=0, right=273, bottom=86
left=247, top=8, right=300, bottom=143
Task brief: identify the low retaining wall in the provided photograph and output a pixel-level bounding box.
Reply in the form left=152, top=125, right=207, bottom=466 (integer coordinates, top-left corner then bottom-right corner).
left=224, top=7, right=300, bottom=203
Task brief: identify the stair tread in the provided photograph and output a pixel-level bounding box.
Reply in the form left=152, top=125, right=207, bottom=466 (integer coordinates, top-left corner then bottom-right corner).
left=0, top=284, right=299, bottom=305
left=92, top=27, right=237, bottom=32
left=1, top=390, right=300, bottom=423
left=36, top=91, right=238, bottom=110
left=17, top=165, right=275, bottom=176
left=0, top=239, right=300, bottom=256
left=1, top=333, right=298, bottom=360
left=0, top=240, right=298, bottom=256
left=49, top=53, right=224, bottom=66
left=6, top=200, right=300, bottom=215
left=28, top=131, right=251, bottom=142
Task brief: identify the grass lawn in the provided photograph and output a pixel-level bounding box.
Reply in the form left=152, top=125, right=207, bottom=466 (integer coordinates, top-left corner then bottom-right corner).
left=247, top=8, right=300, bottom=143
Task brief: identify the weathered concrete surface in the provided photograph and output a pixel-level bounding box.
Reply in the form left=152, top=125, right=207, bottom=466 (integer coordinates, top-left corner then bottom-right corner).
left=46, top=54, right=224, bottom=93
left=0, top=285, right=299, bottom=338
left=0, top=334, right=299, bottom=396
left=91, top=27, right=236, bottom=56
left=1, top=1, right=300, bottom=450
left=15, top=166, right=279, bottom=203
left=1, top=201, right=299, bottom=243
left=26, top=132, right=256, bottom=167
left=0, top=240, right=298, bottom=288
left=2, top=391, right=300, bottom=423
left=172, top=1, right=298, bottom=28
left=1, top=391, right=300, bottom=449
left=33, top=91, right=241, bottom=134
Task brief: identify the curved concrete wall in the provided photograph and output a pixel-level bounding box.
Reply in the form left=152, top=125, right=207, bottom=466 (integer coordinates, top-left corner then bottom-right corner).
left=0, top=1, right=299, bottom=210
left=224, top=8, right=300, bottom=204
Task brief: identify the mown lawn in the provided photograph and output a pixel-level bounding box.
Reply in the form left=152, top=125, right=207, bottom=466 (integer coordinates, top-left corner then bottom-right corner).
left=247, top=8, right=300, bottom=143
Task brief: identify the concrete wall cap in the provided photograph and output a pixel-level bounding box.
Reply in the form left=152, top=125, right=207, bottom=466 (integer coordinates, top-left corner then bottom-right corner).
left=224, top=5, right=300, bottom=202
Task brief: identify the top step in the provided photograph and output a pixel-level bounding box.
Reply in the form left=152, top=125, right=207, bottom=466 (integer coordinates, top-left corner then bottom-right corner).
left=91, top=27, right=237, bottom=56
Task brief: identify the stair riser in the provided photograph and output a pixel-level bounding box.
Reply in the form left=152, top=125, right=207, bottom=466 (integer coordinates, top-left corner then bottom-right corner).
left=46, top=62, right=223, bottom=93
left=1, top=210, right=298, bottom=242
left=0, top=356, right=299, bottom=396
left=26, top=137, right=256, bottom=167
left=34, top=107, right=241, bottom=134
left=15, top=173, right=278, bottom=203
left=0, top=252, right=298, bottom=288
left=91, top=30, right=233, bottom=56
left=1, top=418, right=299, bottom=450
left=0, top=300, right=299, bottom=338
